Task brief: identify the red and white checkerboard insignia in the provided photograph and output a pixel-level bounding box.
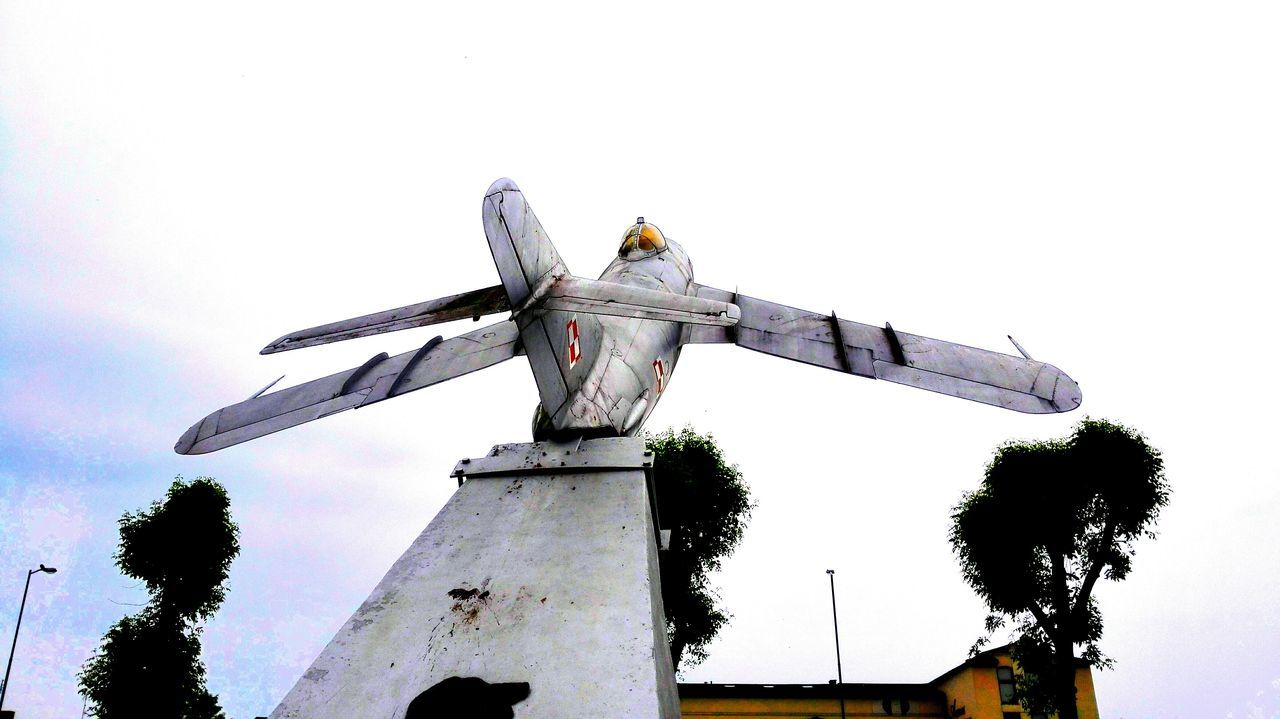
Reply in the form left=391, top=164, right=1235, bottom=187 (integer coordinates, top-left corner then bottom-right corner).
left=653, top=358, right=665, bottom=393
left=566, top=317, right=582, bottom=369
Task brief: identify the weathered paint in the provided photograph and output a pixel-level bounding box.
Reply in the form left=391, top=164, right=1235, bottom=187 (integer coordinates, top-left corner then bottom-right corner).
left=271, top=437, right=678, bottom=718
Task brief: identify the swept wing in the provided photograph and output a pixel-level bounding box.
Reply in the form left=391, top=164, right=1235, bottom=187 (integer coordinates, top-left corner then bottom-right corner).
left=690, top=285, right=1080, bottom=414
left=260, top=285, right=510, bottom=354
left=176, top=320, right=522, bottom=455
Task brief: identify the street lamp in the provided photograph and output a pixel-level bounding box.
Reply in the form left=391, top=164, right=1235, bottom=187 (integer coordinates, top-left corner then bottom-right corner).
left=1, top=564, right=58, bottom=712
left=826, top=569, right=845, bottom=719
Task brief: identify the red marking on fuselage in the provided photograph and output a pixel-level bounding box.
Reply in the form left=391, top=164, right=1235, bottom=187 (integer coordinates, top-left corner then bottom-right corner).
left=567, top=317, right=582, bottom=369
left=653, top=358, right=665, bottom=393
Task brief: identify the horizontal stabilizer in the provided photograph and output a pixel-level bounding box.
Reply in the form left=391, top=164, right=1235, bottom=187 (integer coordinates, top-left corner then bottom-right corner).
left=692, top=284, right=1081, bottom=414
left=177, top=320, right=522, bottom=454
left=540, top=277, right=739, bottom=327
left=260, top=285, right=511, bottom=354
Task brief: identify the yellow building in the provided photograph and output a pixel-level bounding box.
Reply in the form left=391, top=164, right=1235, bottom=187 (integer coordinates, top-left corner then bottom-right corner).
left=679, top=645, right=1100, bottom=719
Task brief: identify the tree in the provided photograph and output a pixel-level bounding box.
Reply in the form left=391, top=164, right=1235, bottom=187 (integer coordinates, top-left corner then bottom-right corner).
left=949, top=418, right=1167, bottom=719
left=646, top=427, right=753, bottom=671
left=79, top=476, right=240, bottom=719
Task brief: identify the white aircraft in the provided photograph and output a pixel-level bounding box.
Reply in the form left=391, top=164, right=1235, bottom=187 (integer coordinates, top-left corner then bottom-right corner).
left=175, top=179, right=1080, bottom=455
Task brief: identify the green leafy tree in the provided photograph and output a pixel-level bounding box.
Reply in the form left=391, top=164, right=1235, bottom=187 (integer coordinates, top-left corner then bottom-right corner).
left=949, top=418, right=1167, bottom=719
left=646, top=427, right=753, bottom=671
left=79, top=476, right=240, bottom=719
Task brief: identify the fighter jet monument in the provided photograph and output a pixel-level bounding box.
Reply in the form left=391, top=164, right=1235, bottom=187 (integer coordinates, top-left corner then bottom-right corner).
left=178, top=179, right=1080, bottom=717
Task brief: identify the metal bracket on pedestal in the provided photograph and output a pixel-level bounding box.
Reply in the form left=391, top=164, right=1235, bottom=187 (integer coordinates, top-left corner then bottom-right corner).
left=452, top=436, right=664, bottom=548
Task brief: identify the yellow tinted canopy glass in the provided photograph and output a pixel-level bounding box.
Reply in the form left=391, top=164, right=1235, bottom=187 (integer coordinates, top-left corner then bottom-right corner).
left=618, top=217, right=668, bottom=257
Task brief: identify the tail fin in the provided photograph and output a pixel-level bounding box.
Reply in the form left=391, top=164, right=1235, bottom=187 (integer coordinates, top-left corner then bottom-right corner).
left=482, top=179, right=567, bottom=308
left=482, top=179, right=590, bottom=424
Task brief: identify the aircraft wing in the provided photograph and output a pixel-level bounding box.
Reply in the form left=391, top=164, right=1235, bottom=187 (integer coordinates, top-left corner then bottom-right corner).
left=176, top=320, right=523, bottom=454
left=260, top=285, right=511, bottom=354
left=690, top=285, right=1081, bottom=414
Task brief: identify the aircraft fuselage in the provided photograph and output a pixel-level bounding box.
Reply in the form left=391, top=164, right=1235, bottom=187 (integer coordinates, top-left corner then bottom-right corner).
left=532, top=238, right=694, bottom=439
left=174, top=177, right=1079, bottom=457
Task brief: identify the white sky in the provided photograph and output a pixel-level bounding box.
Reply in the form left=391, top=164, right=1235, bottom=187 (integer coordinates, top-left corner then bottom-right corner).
left=1, top=3, right=1277, bottom=718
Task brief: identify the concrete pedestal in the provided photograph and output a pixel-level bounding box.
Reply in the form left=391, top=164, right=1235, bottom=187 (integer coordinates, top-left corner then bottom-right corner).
left=270, top=436, right=680, bottom=718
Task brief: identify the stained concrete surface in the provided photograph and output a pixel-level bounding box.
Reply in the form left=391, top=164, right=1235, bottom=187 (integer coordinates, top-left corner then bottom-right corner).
left=271, top=438, right=679, bottom=718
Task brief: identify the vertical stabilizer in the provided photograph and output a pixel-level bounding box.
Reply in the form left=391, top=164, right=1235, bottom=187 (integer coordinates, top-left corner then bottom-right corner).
left=482, top=179, right=567, bottom=307
left=482, top=179, right=605, bottom=429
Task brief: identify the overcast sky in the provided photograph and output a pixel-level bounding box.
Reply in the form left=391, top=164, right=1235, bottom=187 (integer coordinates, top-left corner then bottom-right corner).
left=2, top=3, right=1278, bottom=718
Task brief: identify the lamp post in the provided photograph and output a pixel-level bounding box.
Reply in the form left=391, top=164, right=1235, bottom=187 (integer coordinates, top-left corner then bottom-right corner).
left=1, top=564, right=58, bottom=712
left=826, top=569, right=845, bottom=719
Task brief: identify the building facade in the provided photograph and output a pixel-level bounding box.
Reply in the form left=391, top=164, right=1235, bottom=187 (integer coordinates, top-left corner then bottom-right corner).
left=679, top=646, right=1100, bottom=719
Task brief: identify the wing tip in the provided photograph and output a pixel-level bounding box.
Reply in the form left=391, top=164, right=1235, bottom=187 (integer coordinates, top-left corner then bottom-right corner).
left=259, top=335, right=291, bottom=355
left=1054, top=379, right=1083, bottom=413
left=174, top=419, right=204, bottom=455
left=1045, top=364, right=1083, bottom=413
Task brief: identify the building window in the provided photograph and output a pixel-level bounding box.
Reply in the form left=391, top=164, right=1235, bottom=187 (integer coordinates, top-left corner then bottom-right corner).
left=996, top=666, right=1017, bottom=704
left=1003, top=713, right=1022, bottom=719
left=877, top=698, right=913, bottom=715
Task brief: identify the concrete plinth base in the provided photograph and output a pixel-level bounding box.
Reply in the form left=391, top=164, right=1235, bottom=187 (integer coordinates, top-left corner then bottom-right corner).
left=270, top=437, right=679, bottom=718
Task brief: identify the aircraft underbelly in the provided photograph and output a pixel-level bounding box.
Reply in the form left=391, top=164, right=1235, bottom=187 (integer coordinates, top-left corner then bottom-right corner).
left=546, top=250, right=690, bottom=435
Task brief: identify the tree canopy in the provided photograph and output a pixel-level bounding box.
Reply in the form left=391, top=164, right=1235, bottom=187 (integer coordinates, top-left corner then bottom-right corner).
left=949, top=418, right=1167, bottom=719
left=646, top=427, right=753, bottom=671
left=80, top=476, right=240, bottom=719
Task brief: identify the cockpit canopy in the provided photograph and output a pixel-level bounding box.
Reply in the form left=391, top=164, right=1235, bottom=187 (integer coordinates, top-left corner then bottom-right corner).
left=618, top=217, right=668, bottom=260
